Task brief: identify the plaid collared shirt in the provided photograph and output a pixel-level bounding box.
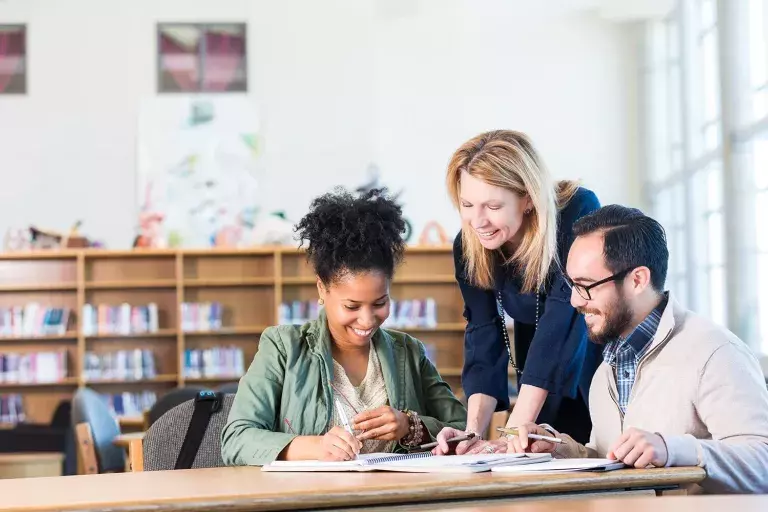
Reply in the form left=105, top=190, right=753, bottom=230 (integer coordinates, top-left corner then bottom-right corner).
left=602, top=294, right=668, bottom=414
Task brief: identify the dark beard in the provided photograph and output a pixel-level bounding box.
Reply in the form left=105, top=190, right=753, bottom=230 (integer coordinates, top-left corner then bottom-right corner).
left=581, top=296, right=633, bottom=345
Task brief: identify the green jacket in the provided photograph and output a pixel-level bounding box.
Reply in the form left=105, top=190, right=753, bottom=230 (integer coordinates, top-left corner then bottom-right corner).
left=221, top=311, right=467, bottom=466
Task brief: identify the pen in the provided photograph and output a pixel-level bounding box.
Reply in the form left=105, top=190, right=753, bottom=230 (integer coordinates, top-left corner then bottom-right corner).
left=414, top=432, right=476, bottom=451
left=334, top=398, right=355, bottom=436
left=496, top=427, right=563, bottom=444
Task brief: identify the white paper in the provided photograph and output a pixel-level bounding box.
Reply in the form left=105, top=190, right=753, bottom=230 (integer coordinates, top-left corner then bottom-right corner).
left=491, top=458, right=626, bottom=474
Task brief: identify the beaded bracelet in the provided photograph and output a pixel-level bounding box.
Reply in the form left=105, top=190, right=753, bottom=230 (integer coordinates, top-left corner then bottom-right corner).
left=400, top=409, right=425, bottom=447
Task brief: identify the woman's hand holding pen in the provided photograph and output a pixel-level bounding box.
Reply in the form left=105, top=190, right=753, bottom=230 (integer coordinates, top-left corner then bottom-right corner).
left=433, top=427, right=482, bottom=455
left=505, top=422, right=557, bottom=454
left=319, top=426, right=361, bottom=461
left=353, top=406, right=409, bottom=441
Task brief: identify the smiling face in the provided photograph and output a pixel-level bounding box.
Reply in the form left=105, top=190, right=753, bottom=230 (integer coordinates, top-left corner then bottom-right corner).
left=458, top=170, right=532, bottom=250
left=318, top=270, right=391, bottom=348
left=566, top=232, right=633, bottom=344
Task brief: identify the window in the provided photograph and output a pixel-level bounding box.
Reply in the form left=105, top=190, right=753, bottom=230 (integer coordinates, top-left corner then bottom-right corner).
left=0, top=25, right=26, bottom=94
left=158, top=23, right=247, bottom=93
left=693, top=0, right=722, bottom=157
left=749, top=0, right=768, bottom=120
left=644, top=2, right=726, bottom=325
left=750, top=136, right=768, bottom=351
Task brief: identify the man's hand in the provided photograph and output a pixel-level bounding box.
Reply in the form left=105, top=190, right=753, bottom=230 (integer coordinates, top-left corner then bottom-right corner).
left=504, top=422, right=558, bottom=454
left=608, top=428, right=668, bottom=468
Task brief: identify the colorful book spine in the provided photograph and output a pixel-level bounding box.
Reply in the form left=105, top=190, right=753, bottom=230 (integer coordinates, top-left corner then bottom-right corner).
left=81, top=303, right=159, bottom=335
left=100, top=391, right=157, bottom=417
left=381, top=298, right=439, bottom=329
left=83, top=349, right=157, bottom=381
left=0, top=394, right=25, bottom=424
left=0, top=350, right=68, bottom=384
left=183, top=346, right=245, bottom=378
left=278, top=300, right=321, bottom=325
left=0, top=304, right=71, bottom=337
left=180, top=302, right=224, bottom=332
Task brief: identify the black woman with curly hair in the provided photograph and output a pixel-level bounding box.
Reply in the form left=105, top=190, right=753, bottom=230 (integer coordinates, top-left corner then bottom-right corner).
left=221, top=188, right=466, bottom=466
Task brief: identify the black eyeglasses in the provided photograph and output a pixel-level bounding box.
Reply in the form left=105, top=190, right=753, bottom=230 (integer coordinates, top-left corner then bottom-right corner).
left=565, top=267, right=635, bottom=301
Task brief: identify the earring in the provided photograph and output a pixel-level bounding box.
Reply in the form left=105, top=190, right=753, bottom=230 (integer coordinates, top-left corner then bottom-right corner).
left=318, top=298, right=324, bottom=305
left=524, top=208, right=532, bottom=215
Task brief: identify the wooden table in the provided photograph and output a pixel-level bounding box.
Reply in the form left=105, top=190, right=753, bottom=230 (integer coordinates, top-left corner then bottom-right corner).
left=0, top=465, right=705, bottom=512
left=339, top=495, right=768, bottom=512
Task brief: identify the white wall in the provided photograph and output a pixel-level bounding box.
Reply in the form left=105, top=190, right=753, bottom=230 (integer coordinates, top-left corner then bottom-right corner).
left=0, top=0, right=640, bottom=248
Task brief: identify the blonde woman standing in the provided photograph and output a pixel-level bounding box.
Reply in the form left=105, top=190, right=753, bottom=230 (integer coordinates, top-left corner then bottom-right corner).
left=434, top=130, right=603, bottom=455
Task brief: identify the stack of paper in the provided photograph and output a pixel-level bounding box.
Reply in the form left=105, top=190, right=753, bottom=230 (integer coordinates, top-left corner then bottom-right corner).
left=261, top=452, right=552, bottom=473
left=491, top=458, right=626, bottom=474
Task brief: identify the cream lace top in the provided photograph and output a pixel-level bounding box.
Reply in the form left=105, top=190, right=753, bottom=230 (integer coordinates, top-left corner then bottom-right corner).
left=330, top=345, right=396, bottom=454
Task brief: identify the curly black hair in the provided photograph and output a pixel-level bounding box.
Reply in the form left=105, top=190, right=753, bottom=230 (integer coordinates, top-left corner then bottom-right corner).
left=294, top=187, right=407, bottom=285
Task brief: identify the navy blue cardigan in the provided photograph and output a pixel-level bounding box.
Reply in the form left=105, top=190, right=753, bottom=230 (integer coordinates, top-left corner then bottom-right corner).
left=455, top=187, right=602, bottom=412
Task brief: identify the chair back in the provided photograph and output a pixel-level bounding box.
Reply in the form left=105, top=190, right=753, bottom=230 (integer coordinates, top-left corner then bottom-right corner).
left=142, top=393, right=234, bottom=471
left=71, top=388, right=125, bottom=473
left=146, top=386, right=205, bottom=428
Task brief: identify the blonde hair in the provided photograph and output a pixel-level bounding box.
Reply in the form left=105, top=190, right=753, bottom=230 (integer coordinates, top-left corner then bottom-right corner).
left=446, top=130, right=579, bottom=293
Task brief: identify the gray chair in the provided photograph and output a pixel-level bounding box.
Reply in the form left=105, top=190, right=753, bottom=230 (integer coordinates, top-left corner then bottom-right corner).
left=142, top=394, right=234, bottom=471
left=146, top=386, right=205, bottom=428
left=71, top=388, right=125, bottom=473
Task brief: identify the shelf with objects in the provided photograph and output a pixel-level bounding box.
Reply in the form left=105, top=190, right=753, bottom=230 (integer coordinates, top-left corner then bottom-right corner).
left=0, top=245, right=502, bottom=427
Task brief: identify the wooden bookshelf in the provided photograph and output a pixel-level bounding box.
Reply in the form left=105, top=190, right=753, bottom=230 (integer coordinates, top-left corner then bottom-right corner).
left=0, top=246, right=473, bottom=424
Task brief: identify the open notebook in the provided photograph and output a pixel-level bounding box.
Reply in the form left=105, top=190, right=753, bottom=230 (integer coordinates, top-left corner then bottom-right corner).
left=261, top=452, right=552, bottom=473
left=491, top=458, right=626, bottom=474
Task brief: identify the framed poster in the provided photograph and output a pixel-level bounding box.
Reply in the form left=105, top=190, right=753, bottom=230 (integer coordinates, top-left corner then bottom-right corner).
left=136, top=95, right=264, bottom=248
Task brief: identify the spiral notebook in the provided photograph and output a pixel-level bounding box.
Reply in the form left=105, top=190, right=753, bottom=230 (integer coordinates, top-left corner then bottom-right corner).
left=260, top=452, right=552, bottom=473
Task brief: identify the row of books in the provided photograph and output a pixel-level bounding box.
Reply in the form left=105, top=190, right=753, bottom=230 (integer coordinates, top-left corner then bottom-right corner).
left=81, top=303, right=160, bottom=335
left=183, top=346, right=245, bottom=378
left=278, top=298, right=441, bottom=329
left=381, top=299, right=438, bottom=329
left=180, top=302, right=224, bottom=332
left=101, top=391, right=157, bottom=417
left=0, top=350, right=69, bottom=384
left=0, top=394, right=25, bottom=424
left=0, top=305, right=71, bottom=338
left=278, top=300, right=321, bottom=325
left=83, top=349, right=157, bottom=381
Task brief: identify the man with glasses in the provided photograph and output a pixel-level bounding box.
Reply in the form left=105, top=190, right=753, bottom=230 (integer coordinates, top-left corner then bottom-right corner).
left=507, top=205, right=768, bottom=494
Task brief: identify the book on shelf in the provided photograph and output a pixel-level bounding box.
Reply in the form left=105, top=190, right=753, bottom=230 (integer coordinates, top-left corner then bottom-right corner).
left=184, top=346, right=244, bottom=379
left=278, top=300, right=321, bottom=325
left=0, top=394, right=25, bottom=424
left=180, top=302, right=223, bottom=332
left=84, top=349, right=157, bottom=381
left=381, top=298, right=438, bottom=329
left=82, top=303, right=159, bottom=336
left=0, top=350, right=68, bottom=384
left=0, top=304, right=71, bottom=337
left=101, top=391, right=157, bottom=417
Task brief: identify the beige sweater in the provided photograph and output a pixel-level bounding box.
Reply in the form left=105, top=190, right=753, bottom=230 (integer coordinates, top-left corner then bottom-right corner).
left=555, top=294, right=768, bottom=494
